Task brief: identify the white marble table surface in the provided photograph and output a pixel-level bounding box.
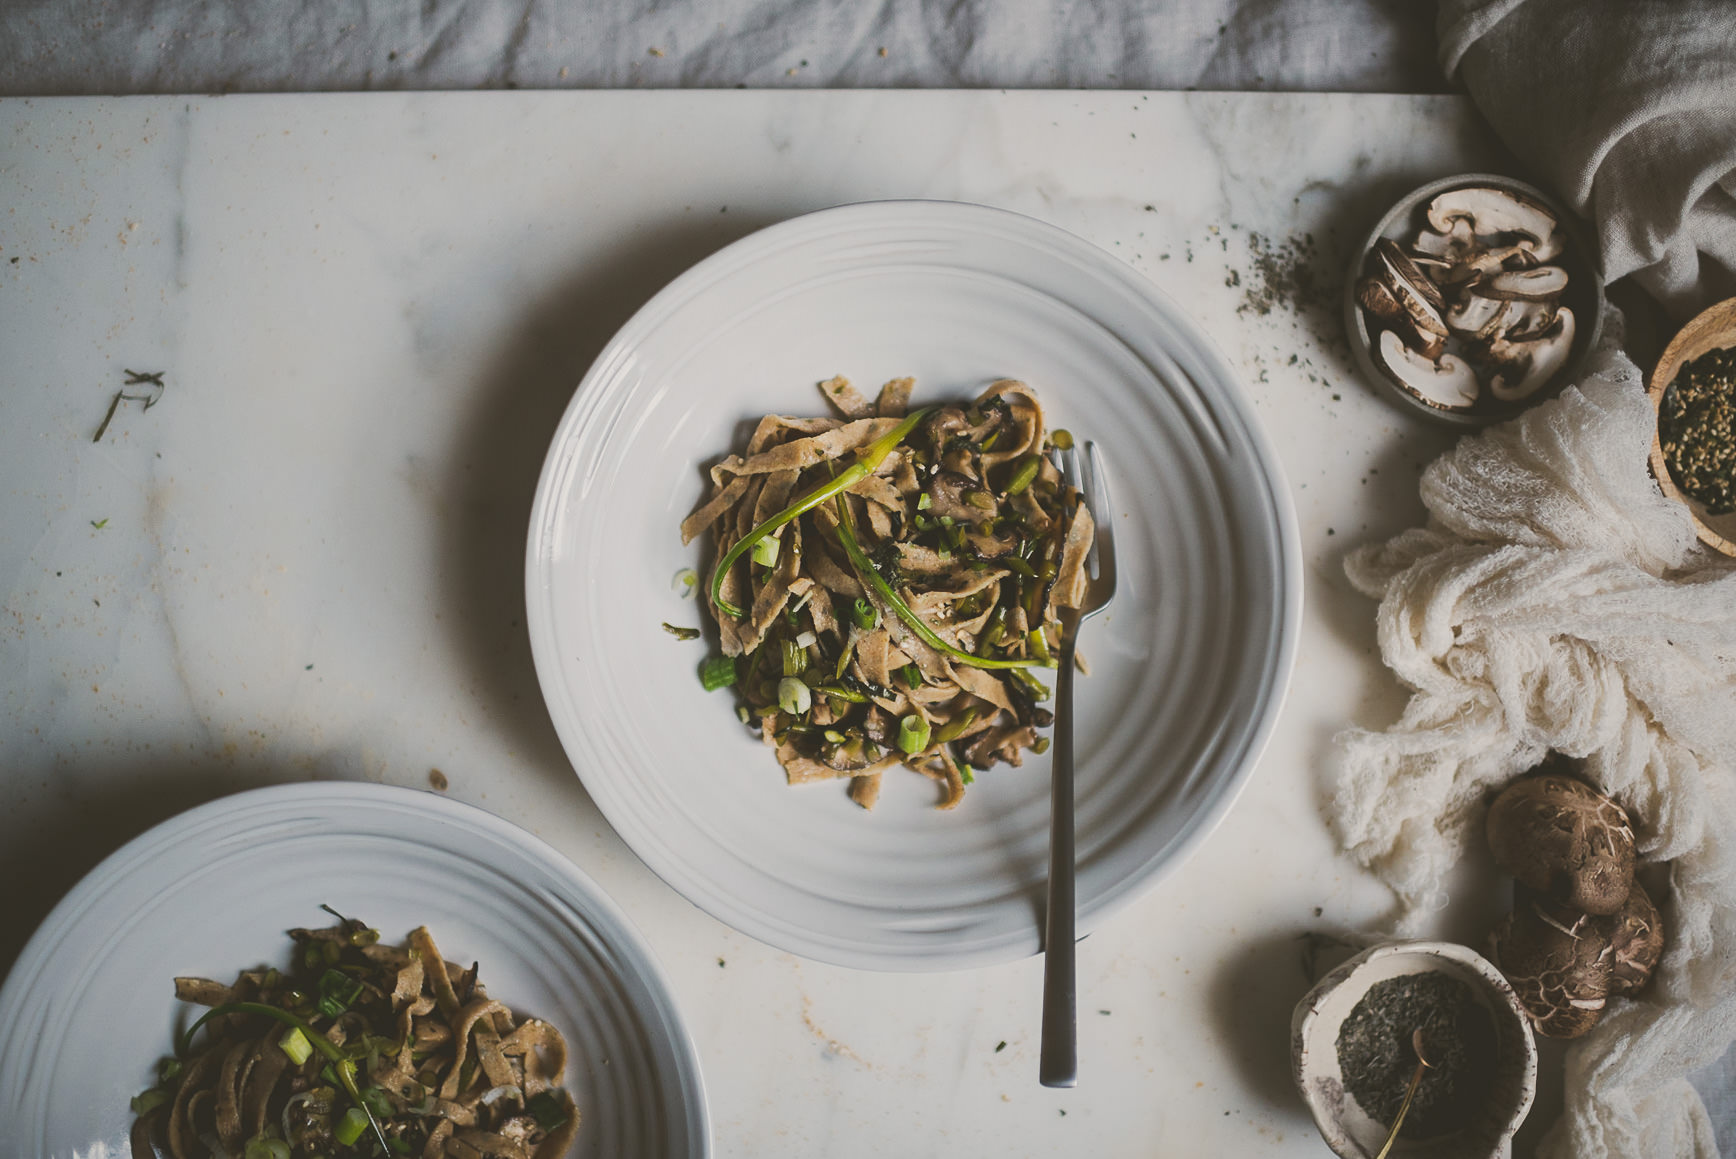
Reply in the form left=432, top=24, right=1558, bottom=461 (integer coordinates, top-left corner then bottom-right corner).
left=2, top=90, right=1530, bottom=1155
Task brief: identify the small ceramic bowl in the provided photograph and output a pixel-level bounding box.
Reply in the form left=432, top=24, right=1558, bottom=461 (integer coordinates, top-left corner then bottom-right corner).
left=1345, top=174, right=1605, bottom=428
left=1292, top=940, right=1537, bottom=1159
left=1647, top=295, right=1736, bottom=557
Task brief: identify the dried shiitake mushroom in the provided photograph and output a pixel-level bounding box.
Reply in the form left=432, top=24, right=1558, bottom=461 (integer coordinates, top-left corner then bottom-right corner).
left=1488, top=889, right=1611, bottom=1038
left=1603, top=880, right=1665, bottom=999
left=1486, top=771, right=1637, bottom=915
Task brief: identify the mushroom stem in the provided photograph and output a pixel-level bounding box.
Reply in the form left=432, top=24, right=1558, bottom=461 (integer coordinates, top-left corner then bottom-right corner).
left=1374, top=1030, right=1434, bottom=1159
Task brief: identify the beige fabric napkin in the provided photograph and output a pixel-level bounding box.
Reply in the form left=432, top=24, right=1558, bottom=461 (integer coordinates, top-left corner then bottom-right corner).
left=1439, top=0, right=1736, bottom=320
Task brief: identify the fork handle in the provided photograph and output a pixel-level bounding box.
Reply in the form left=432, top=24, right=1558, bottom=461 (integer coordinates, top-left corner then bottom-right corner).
left=1039, top=637, right=1078, bottom=1088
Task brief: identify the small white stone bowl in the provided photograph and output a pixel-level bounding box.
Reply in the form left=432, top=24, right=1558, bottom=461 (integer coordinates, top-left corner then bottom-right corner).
left=1292, top=940, right=1537, bottom=1159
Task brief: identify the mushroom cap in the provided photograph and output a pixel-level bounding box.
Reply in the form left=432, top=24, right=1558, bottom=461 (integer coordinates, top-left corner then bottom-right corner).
left=1486, top=767, right=1636, bottom=914
left=1487, top=890, right=1611, bottom=1038
left=1603, top=880, right=1665, bottom=999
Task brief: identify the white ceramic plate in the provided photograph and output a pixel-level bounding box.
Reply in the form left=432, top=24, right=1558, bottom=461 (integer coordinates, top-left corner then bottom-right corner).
left=0, top=783, right=708, bottom=1159
left=527, top=200, right=1299, bottom=971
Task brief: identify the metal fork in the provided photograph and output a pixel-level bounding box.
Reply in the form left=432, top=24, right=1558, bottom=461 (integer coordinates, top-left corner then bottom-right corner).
left=1040, top=441, right=1118, bottom=1089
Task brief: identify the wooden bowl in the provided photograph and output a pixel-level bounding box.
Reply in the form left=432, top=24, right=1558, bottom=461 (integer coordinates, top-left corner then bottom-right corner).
left=1647, top=296, right=1736, bottom=557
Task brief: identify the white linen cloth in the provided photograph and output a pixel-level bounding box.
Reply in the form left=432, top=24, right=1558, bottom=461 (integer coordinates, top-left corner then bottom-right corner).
left=1330, top=311, right=1736, bottom=1157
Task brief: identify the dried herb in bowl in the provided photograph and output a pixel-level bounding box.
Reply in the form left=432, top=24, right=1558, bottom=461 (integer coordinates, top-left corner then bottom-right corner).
left=1660, top=346, right=1736, bottom=515
left=1336, top=972, right=1497, bottom=1140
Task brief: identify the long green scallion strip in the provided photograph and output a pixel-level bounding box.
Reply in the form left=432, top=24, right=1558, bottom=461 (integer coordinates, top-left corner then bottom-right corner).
left=710, top=407, right=935, bottom=618
left=179, top=1001, right=389, bottom=1152
left=833, top=495, right=1052, bottom=671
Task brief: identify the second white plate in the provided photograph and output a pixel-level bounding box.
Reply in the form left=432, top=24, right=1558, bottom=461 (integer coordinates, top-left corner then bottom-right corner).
left=527, top=200, right=1300, bottom=971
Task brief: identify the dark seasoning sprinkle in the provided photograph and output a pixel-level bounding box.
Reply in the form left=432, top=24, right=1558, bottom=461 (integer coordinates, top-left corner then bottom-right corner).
left=1336, top=972, right=1497, bottom=1140
left=1660, top=346, right=1736, bottom=514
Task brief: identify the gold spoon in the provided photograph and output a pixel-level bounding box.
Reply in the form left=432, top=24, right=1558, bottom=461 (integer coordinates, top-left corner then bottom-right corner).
left=1374, top=1029, right=1434, bottom=1159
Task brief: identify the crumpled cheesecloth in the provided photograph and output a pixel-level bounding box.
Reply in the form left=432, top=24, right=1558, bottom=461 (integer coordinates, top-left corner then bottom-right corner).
left=1329, top=309, right=1736, bottom=1157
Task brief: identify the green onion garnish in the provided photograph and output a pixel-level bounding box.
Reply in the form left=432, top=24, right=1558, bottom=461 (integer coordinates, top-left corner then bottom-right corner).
left=1027, top=627, right=1053, bottom=667
left=933, top=708, right=979, bottom=745
left=278, top=1026, right=314, bottom=1066
left=1049, top=428, right=1074, bottom=450
left=960, top=765, right=976, bottom=785
left=917, top=492, right=933, bottom=511
left=243, top=1138, right=291, bottom=1159
left=781, top=638, right=806, bottom=677
left=1005, top=455, right=1041, bottom=495
left=1010, top=668, right=1052, bottom=701
left=700, top=654, right=737, bottom=691
left=130, top=1088, right=169, bottom=1115
left=850, top=597, right=878, bottom=630
left=736, top=705, right=752, bottom=724
left=777, top=677, right=811, bottom=715
left=897, top=714, right=932, bottom=754
left=898, top=664, right=922, bottom=689
left=709, top=407, right=936, bottom=617
left=662, top=622, right=702, bottom=641
left=333, top=1106, right=370, bottom=1147
left=673, top=567, right=699, bottom=597
left=361, top=1086, right=395, bottom=1120
left=823, top=729, right=846, bottom=744
left=751, top=534, right=781, bottom=568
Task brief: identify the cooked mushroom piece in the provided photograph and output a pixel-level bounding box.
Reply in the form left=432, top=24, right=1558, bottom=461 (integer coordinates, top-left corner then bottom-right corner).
left=1486, top=764, right=1635, bottom=914
left=1488, top=890, right=1612, bottom=1038
left=1375, top=329, right=1480, bottom=409
left=1482, top=265, right=1569, bottom=301
left=1412, top=217, right=1476, bottom=263
left=1488, top=309, right=1575, bottom=401
left=1374, top=239, right=1445, bottom=310
left=1445, top=292, right=1504, bottom=337
left=1427, top=186, right=1565, bottom=262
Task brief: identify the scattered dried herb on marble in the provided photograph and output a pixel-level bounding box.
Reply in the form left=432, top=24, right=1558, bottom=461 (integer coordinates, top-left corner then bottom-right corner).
left=1660, top=346, right=1736, bottom=515
left=1336, top=972, right=1496, bottom=1140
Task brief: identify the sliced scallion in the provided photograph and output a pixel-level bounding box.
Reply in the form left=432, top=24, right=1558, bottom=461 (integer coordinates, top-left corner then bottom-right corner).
left=778, top=677, right=812, bottom=715
left=781, top=638, right=806, bottom=677
left=1050, top=428, right=1075, bottom=450
left=1027, top=627, right=1053, bottom=667
left=278, top=1026, right=314, bottom=1066
left=897, top=714, right=932, bottom=755
left=794, top=630, right=817, bottom=650
left=661, top=622, right=702, bottom=641
left=672, top=567, right=698, bottom=598
left=850, top=597, right=878, bottom=630
left=130, top=1088, right=169, bottom=1115
left=1006, top=455, right=1041, bottom=496
left=333, top=1107, right=370, bottom=1147
left=898, top=663, right=923, bottom=690
left=960, top=765, right=976, bottom=785
left=699, top=654, right=737, bottom=691
left=751, top=534, right=781, bottom=568
left=917, top=492, right=933, bottom=511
